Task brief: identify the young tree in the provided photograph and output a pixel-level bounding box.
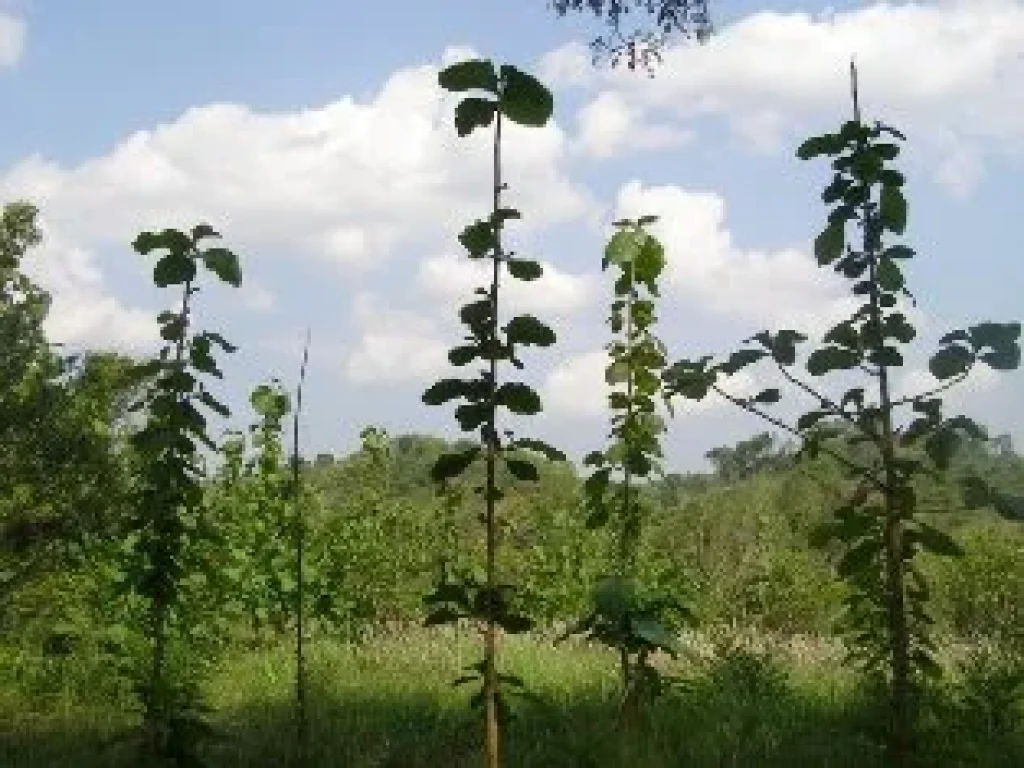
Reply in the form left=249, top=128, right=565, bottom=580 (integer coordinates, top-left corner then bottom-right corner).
left=127, top=224, right=242, bottom=765
left=567, top=217, right=689, bottom=728
left=662, top=64, right=1021, bottom=767
left=420, top=57, right=565, bottom=768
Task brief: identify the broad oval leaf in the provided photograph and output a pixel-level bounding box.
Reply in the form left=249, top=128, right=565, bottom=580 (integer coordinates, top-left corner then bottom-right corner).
left=506, top=258, right=542, bottom=281
left=454, top=97, right=497, bottom=137
left=928, top=344, right=973, bottom=381
left=499, top=65, right=553, bottom=127
left=203, top=247, right=242, bottom=287
left=438, top=59, right=498, bottom=93
left=495, top=382, right=542, bottom=414
left=423, top=378, right=468, bottom=405
left=505, top=314, right=555, bottom=347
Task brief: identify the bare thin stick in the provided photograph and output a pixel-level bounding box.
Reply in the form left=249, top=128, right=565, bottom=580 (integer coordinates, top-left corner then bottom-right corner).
left=291, top=328, right=311, bottom=764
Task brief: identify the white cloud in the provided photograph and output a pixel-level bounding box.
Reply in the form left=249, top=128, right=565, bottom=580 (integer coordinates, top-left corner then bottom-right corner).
left=416, top=251, right=597, bottom=317
left=342, top=293, right=448, bottom=385
left=0, top=13, right=25, bottom=67
left=555, top=0, right=1024, bottom=189
left=573, top=91, right=692, bottom=158
left=0, top=50, right=597, bottom=348
left=21, top=228, right=157, bottom=350
left=239, top=281, right=275, bottom=312
left=542, top=348, right=758, bottom=421
left=613, top=180, right=857, bottom=336
left=537, top=41, right=596, bottom=90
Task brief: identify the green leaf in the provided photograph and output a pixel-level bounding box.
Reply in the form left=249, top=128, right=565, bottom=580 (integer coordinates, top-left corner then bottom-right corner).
left=203, top=247, right=242, bottom=287
left=884, top=245, right=914, bottom=260
left=797, top=410, right=829, bottom=431
left=506, top=258, right=542, bottom=281
left=879, top=184, right=907, bottom=234
left=824, top=322, right=860, bottom=349
left=924, top=429, right=959, bottom=469
left=605, top=229, right=643, bottom=267
left=499, top=65, right=553, bottom=127
left=439, top=59, right=498, bottom=93
left=928, top=345, right=973, bottom=380
left=153, top=253, right=196, bottom=287
left=448, top=345, right=479, bottom=366
left=455, top=402, right=489, bottom=431
left=980, top=347, right=1021, bottom=370
left=911, top=523, right=963, bottom=557
left=970, top=321, right=1021, bottom=349
left=807, top=346, right=861, bottom=376
left=431, top=447, right=480, bottom=482
left=459, top=220, right=496, bottom=258
left=605, top=360, right=630, bottom=385
left=869, top=346, right=903, bottom=367
left=191, top=223, right=219, bottom=242
left=772, top=330, right=807, bottom=366
left=634, top=235, right=666, bottom=286
left=814, top=221, right=845, bottom=265
left=584, top=467, right=611, bottom=500
left=716, top=349, right=767, bottom=376
left=796, top=132, right=844, bottom=160
left=133, top=228, right=191, bottom=255
left=883, top=313, right=916, bottom=344
left=423, top=378, right=468, bottom=405
left=876, top=258, right=903, bottom=292
left=505, top=315, right=555, bottom=347
left=495, top=382, right=542, bottom=415
left=511, top=438, right=566, bottom=461
left=505, top=457, right=539, bottom=482
left=454, top=97, right=497, bottom=137
left=751, top=388, right=781, bottom=405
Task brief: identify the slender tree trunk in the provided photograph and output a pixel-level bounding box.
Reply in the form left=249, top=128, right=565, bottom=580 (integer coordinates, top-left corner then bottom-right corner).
left=850, top=62, right=913, bottom=766
left=482, top=108, right=504, bottom=768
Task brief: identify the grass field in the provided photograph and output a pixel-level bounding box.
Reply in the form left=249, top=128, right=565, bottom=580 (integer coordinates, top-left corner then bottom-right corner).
left=2, top=627, right=1022, bottom=767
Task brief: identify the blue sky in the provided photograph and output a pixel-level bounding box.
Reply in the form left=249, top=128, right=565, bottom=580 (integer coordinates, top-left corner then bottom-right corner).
left=0, top=0, right=1021, bottom=471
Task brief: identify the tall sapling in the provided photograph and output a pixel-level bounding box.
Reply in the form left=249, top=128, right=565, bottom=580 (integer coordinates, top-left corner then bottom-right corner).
left=421, top=57, right=565, bottom=768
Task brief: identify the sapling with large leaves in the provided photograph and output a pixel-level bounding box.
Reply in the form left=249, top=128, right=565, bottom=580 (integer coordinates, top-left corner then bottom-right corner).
left=420, top=57, right=565, bottom=768
left=661, top=64, right=1021, bottom=768
left=127, top=224, right=241, bottom=765
left=565, top=217, right=689, bottom=728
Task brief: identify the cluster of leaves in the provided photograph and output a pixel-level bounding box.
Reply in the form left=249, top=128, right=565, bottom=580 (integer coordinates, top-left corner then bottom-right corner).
left=213, top=383, right=299, bottom=640
left=550, top=0, right=713, bottom=72
left=123, top=224, right=242, bottom=765
left=420, top=57, right=564, bottom=766
left=0, top=205, right=144, bottom=613
left=662, top=69, right=1020, bottom=768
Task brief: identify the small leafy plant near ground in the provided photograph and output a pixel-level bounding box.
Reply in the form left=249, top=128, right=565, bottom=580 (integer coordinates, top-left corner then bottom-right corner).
left=563, top=216, right=690, bottom=729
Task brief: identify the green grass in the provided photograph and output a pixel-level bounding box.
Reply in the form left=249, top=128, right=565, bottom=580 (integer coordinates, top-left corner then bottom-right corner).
left=2, top=627, right=1022, bottom=767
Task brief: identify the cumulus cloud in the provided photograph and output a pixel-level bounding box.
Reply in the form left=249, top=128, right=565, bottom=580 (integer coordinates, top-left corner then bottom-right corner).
left=20, top=228, right=157, bottom=350
left=0, top=13, right=25, bottom=67
left=416, top=251, right=597, bottom=317
left=342, top=293, right=448, bottom=385
left=613, top=180, right=858, bottom=335
left=555, top=0, right=1024, bottom=192
left=573, top=91, right=692, bottom=158
left=0, top=50, right=597, bottom=348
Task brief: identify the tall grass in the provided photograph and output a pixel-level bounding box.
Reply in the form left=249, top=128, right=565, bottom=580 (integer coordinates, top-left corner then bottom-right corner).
left=2, top=626, right=1021, bottom=767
